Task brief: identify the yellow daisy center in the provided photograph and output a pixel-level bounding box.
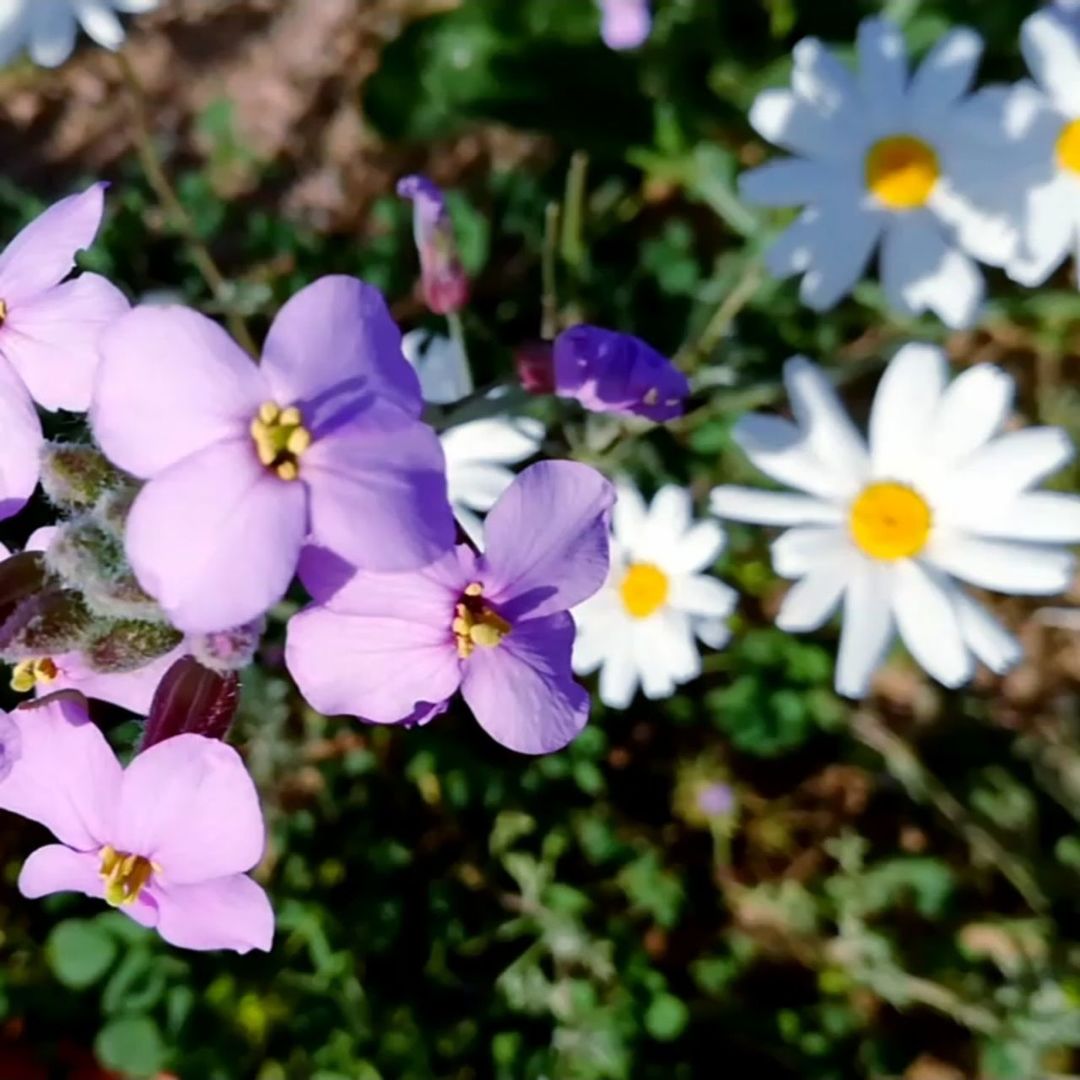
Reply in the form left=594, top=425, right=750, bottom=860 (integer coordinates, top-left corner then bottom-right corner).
left=451, top=583, right=512, bottom=659
left=619, top=562, right=670, bottom=619
left=10, top=657, right=59, bottom=694
left=849, top=482, right=932, bottom=560
left=865, top=135, right=940, bottom=210
left=250, top=401, right=311, bottom=481
left=1057, top=118, right=1080, bottom=174
left=99, top=845, right=156, bottom=908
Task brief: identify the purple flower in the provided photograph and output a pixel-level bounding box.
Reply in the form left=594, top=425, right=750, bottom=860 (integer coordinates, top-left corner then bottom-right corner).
left=598, top=0, right=652, bottom=50
left=553, top=325, right=689, bottom=423
left=91, top=275, right=455, bottom=633
left=696, top=781, right=735, bottom=818
left=397, top=175, right=469, bottom=315
left=0, top=351, right=42, bottom=521
left=286, top=461, right=615, bottom=754
left=0, top=183, right=129, bottom=411
left=0, top=696, right=272, bottom=953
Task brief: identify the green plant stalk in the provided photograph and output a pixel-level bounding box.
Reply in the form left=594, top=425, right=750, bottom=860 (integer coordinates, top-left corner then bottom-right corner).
left=541, top=201, right=561, bottom=340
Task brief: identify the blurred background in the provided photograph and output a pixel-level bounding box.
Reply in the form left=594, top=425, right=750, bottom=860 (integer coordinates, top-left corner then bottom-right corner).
left=1, top=0, right=1080, bottom=1077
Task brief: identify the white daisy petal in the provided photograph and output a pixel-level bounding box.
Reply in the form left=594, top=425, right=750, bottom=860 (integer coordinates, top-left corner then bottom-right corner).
left=962, top=491, right=1080, bottom=544
left=749, top=89, right=850, bottom=159
left=766, top=210, right=822, bottom=279
left=448, top=462, right=515, bottom=513
left=613, top=482, right=649, bottom=548
left=402, top=330, right=474, bottom=404
left=928, top=363, right=1014, bottom=463
left=739, top=159, right=838, bottom=207
left=792, top=36, right=865, bottom=133
left=869, top=343, right=948, bottom=479
left=440, top=416, right=542, bottom=468
left=798, top=207, right=882, bottom=311
left=856, top=17, right=908, bottom=122
left=694, top=615, right=732, bottom=650
left=1006, top=176, right=1076, bottom=288
left=642, top=486, right=693, bottom=556
left=635, top=613, right=699, bottom=698
left=0, top=2, right=30, bottom=67
left=454, top=506, right=485, bottom=547
left=952, top=591, right=1023, bottom=675
left=928, top=534, right=1075, bottom=596
left=29, top=0, right=77, bottom=67
left=908, top=27, right=983, bottom=115
left=771, top=526, right=851, bottom=579
left=892, top=561, right=974, bottom=689
left=572, top=602, right=619, bottom=675
left=710, top=487, right=843, bottom=527
left=667, top=521, right=725, bottom=575
left=598, top=638, right=639, bottom=710
left=73, top=0, right=124, bottom=49
left=948, top=427, right=1074, bottom=496
left=668, top=575, right=737, bottom=618
left=776, top=560, right=849, bottom=632
left=1021, top=9, right=1080, bottom=113
left=113, top=0, right=159, bottom=12
left=835, top=561, right=894, bottom=699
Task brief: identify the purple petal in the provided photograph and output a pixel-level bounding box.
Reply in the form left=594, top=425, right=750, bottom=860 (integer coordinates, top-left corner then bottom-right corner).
left=460, top=612, right=589, bottom=754
left=0, top=184, right=107, bottom=305
left=480, top=461, right=614, bottom=620
left=0, top=357, right=42, bottom=522
left=124, top=439, right=307, bottom=632
left=0, top=697, right=119, bottom=849
left=153, top=873, right=273, bottom=953
left=261, top=276, right=423, bottom=430
left=18, top=844, right=105, bottom=901
left=1, top=273, right=129, bottom=412
left=114, top=733, right=264, bottom=883
left=600, top=0, right=652, bottom=50
left=46, top=645, right=184, bottom=715
left=92, top=305, right=267, bottom=478
left=303, top=408, right=455, bottom=573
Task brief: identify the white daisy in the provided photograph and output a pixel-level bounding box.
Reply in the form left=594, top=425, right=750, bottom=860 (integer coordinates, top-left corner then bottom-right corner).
left=0, top=0, right=158, bottom=69
left=401, top=327, right=474, bottom=406
left=572, top=483, right=737, bottom=709
left=710, top=345, right=1080, bottom=698
left=741, top=17, right=1018, bottom=328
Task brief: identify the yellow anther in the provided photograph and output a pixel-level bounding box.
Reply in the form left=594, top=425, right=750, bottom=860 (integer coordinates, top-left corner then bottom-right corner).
left=286, top=427, right=312, bottom=456
left=464, top=582, right=483, bottom=597
left=276, top=460, right=299, bottom=482
left=250, top=400, right=311, bottom=481
left=10, top=657, right=59, bottom=694
left=258, top=401, right=280, bottom=425
left=99, top=844, right=156, bottom=907
left=279, top=406, right=302, bottom=427
left=452, top=586, right=511, bottom=659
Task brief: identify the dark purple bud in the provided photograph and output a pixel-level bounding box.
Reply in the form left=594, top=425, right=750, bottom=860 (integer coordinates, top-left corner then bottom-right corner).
left=397, top=174, right=470, bottom=315
left=0, top=552, right=48, bottom=627
left=0, top=590, right=93, bottom=662
left=515, top=340, right=556, bottom=395
left=140, top=656, right=240, bottom=752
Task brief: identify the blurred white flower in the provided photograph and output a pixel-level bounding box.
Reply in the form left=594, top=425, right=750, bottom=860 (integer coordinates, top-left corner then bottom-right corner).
left=711, top=345, right=1080, bottom=698
left=573, top=483, right=736, bottom=709
left=401, top=327, right=474, bottom=405
left=0, top=0, right=159, bottom=69
left=741, top=17, right=1018, bottom=328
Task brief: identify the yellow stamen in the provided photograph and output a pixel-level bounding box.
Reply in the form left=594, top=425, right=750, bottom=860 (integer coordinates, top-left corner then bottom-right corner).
left=99, top=844, right=156, bottom=908
left=849, top=482, right=932, bottom=560
left=619, top=563, right=670, bottom=619
left=1057, top=118, right=1080, bottom=174
left=865, top=135, right=940, bottom=210
left=452, top=583, right=512, bottom=659
left=250, top=400, right=311, bottom=480
left=10, top=657, right=59, bottom=694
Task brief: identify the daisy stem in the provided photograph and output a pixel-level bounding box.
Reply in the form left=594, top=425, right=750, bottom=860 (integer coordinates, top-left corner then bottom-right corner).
left=541, top=201, right=561, bottom=340
left=117, top=52, right=260, bottom=358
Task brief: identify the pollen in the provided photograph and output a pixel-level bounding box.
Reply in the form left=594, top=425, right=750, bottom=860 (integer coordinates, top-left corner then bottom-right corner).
left=10, top=657, right=59, bottom=694
left=99, top=845, right=156, bottom=908
left=849, top=482, right=932, bottom=560
left=1057, top=118, right=1080, bottom=174
left=452, top=582, right=512, bottom=659
left=619, top=562, right=669, bottom=619
left=250, top=401, right=312, bottom=481
left=865, top=135, right=940, bottom=210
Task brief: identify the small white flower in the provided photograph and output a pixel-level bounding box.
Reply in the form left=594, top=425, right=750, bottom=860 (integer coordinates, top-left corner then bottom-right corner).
left=741, top=17, right=1017, bottom=328
left=572, top=484, right=737, bottom=709
left=401, top=328, right=474, bottom=405
left=710, top=345, right=1080, bottom=698
left=0, top=0, right=159, bottom=69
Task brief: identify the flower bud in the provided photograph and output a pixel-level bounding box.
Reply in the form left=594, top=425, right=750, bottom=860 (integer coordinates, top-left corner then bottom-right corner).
left=0, top=590, right=93, bottom=662
left=191, top=618, right=265, bottom=674
left=140, top=656, right=239, bottom=751
left=82, top=619, right=184, bottom=675
left=0, top=552, right=49, bottom=627
left=515, top=340, right=556, bottom=395
left=39, top=442, right=126, bottom=510
left=397, top=175, right=469, bottom=315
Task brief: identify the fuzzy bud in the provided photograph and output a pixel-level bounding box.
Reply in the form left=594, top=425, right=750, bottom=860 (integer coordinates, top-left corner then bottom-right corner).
left=0, top=591, right=93, bottom=662
left=82, top=620, right=184, bottom=675
left=93, top=482, right=140, bottom=537
left=0, top=552, right=49, bottom=627
left=40, top=443, right=125, bottom=510
left=140, top=657, right=239, bottom=751
left=191, top=618, right=265, bottom=674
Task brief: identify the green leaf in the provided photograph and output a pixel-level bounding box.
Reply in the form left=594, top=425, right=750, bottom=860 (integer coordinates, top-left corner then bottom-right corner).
left=46, top=918, right=117, bottom=989
left=644, top=994, right=689, bottom=1041
left=95, top=1016, right=167, bottom=1078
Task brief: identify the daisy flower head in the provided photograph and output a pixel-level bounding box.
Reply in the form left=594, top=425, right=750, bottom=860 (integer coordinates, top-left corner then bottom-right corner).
left=0, top=0, right=159, bottom=69
left=573, top=483, right=737, bottom=709
left=710, top=345, right=1080, bottom=698
left=741, top=17, right=1018, bottom=328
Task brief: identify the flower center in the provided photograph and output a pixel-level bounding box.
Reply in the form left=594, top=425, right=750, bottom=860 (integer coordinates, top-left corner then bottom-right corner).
left=619, top=562, right=669, bottom=619
left=99, top=845, right=156, bottom=907
left=865, top=135, right=940, bottom=209
left=10, top=657, right=58, bottom=694
left=1057, top=118, right=1080, bottom=175
left=250, top=401, right=311, bottom=481
left=849, top=482, right=932, bottom=560
left=451, top=583, right=512, bottom=659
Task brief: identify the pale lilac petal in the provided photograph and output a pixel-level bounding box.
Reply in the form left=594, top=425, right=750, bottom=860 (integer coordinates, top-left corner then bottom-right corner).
left=115, top=733, right=263, bottom=883
left=0, top=357, right=42, bottom=521
left=480, top=461, right=615, bottom=621
left=0, top=184, right=106, bottom=303
left=0, top=698, right=119, bottom=849
left=48, top=646, right=184, bottom=714
left=125, top=440, right=306, bottom=632
left=154, top=874, right=272, bottom=954
left=261, top=276, right=423, bottom=430
left=18, top=844, right=104, bottom=900
left=92, top=306, right=266, bottom=478
left=461, top=613, right=588, bottom=754
left=1, top=273, right=128, bottom=411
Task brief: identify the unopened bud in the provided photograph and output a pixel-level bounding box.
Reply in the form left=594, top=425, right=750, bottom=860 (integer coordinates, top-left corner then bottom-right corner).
left=40, top=442, right=125, bottom=510
left=93, top=483, right=140, bottom=536
left=397, top=175, right=469, bottom=315
left=140, top=656, right=239, bottom=751
left=83, top=619, right=184, bottom=675
left=0, top=591, right=93, bottom=661
left=515, top=340, right=556, bottom=395
left=191, top=618, right=265, bottom=674
left=0, top=552, right=49, bottom=627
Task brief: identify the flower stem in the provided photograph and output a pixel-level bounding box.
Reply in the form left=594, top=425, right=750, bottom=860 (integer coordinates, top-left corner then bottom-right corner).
left=540, top=201, right=561, bottom=340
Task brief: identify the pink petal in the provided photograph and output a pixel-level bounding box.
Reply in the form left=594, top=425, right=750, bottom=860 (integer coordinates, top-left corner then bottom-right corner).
left=153, top=873, right=273, bottom=953
left=0, top=357, right=42, bottom=522
left=114, top=733, right=264, bottom=883
left=303, top=409, right=455, bottom=572
left=480, top=461, right=614, bottom=620
left=460, top=612, right=589, bottom=754
left=261, top=276, right=423, bottom=428
left=0, top=184, right=107, bottom=305
left=18, top=844, right=104, bottom=900
left=124, top=439, right=307, bottom=632
left=92, top=305, right=267, bottom=478
left=46, top=645, right=185, bottom=714
left=286, top=605, right=461, bottom=723
left=1, top=273, right=129, bottom=411
left=0, top=698, right=120, bottom=849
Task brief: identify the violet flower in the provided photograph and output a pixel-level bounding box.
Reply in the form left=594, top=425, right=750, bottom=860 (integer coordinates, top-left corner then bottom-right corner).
left=397, top=175, right=469, bottom=315
left=0, top=351, right=42, bottom=521
left=286, top=461, right=614, bottom=754
left=553, top=325, right=689, bottom=423
left=598, top=0, right=652, bottom=50
left=0, top=696, right=272, bottom=953
left=91, top=276, right=455, bottom=633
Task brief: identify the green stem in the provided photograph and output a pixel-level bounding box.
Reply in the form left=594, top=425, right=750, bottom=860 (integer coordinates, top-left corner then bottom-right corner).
left=541, top=202, right=561, bottom=340
left=560, top=152, right=588, bottom=273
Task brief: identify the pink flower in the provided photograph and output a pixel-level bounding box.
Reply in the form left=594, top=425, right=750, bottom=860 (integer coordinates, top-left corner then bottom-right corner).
left=0, top=357, right=41, bottom=521
left=397, top=176, right=469, bottom=315
left=286, top=461, right=614, bottom=754
left=91, top=276, right=455, bottom=633
left=0, top=696, right=272, bottom=953
left=598, top=0, right=651, bottom=50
